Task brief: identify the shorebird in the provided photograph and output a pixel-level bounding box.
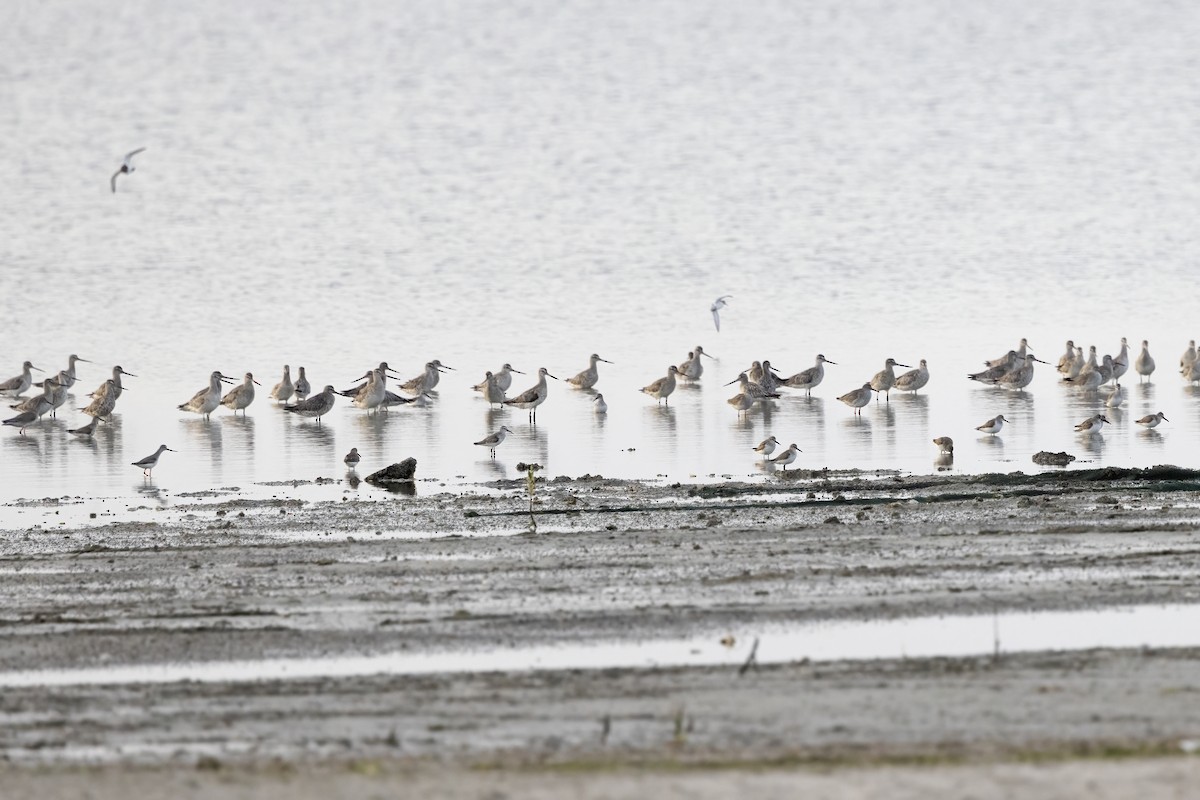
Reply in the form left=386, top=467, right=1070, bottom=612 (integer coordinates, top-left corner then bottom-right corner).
left=80, top=380, right=119, bottom=420
left=893, top=359, right=930, bottom=394
left=933, top=436, right=954, bottom=454
left=757, top=360, right=783, bottom=393
left=593, top=393, right=608, bottom=414
left=838, top=383, right=873, bottom=414
left=3, top=397, right=52, bottom=434
left=10, top=379, right=58, bottom=414
left=68, top=416, right=105, bottom=436
left=1094, top=354, right=1121, bottom=386
left=503, top=367, right=558, bottom=422
left=344, top=447, right=361, bottom=469
left=567, top=354, right=612, bottom=390
left=0, top=361, right=41, bottom=396
left=752, top=435, right=779, bottom=459
left=869, top=358, right=912, bottom=402
left=1062, top=345, right=1085, bottom=380
left=294, top=367, right=311, bottom=401
left=474, top=425, right=514, bottom=458
left=400, top=361, right=448, bottom=395
left=90, top=366, right=135, bottom=402
left=640, top=365, right=679, bottom=405
left=1056, top=341, right=1077, bottom=378
left=992, top=354, right=1048, bottom=392
left=285, top=385, right=337, bottom=424
left=727, top=392, right=755, bottom=416
left=677, top=352, right=696, bottom=380
left=179, top=371, right=236, bottom=419
left=1105, top=384, right=1124, bottom=409
left=1136, top=411, right=1168, bottom=429
left=221, top=372, right=260, bottom=415
left=679, top=345, right=715, bottom=381
left=1181, top=341, right=1196, bottom=373
left=986, top=339, right=1028, bottom=369
left=1075, top=414, right=1110, bottom=434
left=47, top=372, right=70, bottom=416
left=270, top=365, right=294, bottom=403
left=969, top=352, right=1018, bottom=383
left=725, top=372, right=778, bottom=400
left=110, top=147, right=146, bottom=193
left=380, top=389, right=430, bottom=410
left=1184, top=359, right=1200, bottom=386
left=748, top=361, right=766, bottom=385
left=780, top=355, right=836, bottom=395
left=1111, top=338, right=1130, bottom=382
left=339, top=368, right=387, bottom=413
left=131, top=444, right=174, bottom=477
left=1134, top=340, right=1155, bottom=383
left=710, top=295, right=732, bottom=331
left=976, top=414, right=1009, bottom=435
left=478, top=372, right=506, bottom=408
left=474, top=364, right=522, bottom=393
left=768, top=443, right=801, bottom=471
left=35, top=354, right=90, bottom=389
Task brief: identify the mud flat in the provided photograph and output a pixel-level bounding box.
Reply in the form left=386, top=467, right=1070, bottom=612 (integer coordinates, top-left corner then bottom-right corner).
left=1, top=467, right=1199, bottom=797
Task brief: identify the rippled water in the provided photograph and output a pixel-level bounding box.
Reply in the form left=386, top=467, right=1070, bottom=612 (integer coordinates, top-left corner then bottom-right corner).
left=2, top=0, right=1199, bottom=504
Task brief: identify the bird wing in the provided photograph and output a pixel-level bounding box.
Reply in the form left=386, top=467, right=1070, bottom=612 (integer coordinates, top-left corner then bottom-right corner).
left=124, top=147, right=147, bottom=164
left=505, top=387, right=539, bottom=405
left=711, top=308, right=720, bottom=331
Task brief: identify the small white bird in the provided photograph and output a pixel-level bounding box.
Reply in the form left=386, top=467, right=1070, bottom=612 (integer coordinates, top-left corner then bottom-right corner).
left=111, top=147, right=146, bottom=193
left=976, top=414, right=1009, bottom=435
left=475, top=425, right=514, bottom=457
left=752, top=435, right=779, bottom=459
left=1105, top=384, right=1124, bottom=409
left=344, top=447, right=361, bottom=468
left=132, top=444, right=174, bottom=477
left=1135, top=411, right=1168, bottom=429
left=1075, top=414, right=1110, bottom=434
left=710, top=295, right=732, bottom=332
left=768, top=443, right=802, bottom=471
left=593, top=393, right=608, bottom=414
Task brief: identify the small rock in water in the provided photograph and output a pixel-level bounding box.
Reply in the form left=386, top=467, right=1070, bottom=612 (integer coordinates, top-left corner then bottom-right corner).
left=1032, top=451, right=1076, bottom=466
left=365, top=457, right=418, bottom=484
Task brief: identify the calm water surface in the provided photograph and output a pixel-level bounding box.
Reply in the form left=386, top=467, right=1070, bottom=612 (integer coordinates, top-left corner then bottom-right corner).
left=2, top=0, right=1200, bottom=507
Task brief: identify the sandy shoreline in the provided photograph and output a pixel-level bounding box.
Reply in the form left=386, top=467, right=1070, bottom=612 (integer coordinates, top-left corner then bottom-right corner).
left=2, top=468, right=1199, bottom=795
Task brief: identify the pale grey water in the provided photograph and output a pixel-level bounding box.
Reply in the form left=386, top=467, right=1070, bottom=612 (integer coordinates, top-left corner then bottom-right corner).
left=3, top=0, right=1200, bottom=506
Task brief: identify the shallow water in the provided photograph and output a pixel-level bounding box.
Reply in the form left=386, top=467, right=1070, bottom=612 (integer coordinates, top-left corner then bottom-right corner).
left=2, top=0, right=1200, bottom=506
left=0, top=603, right=1194, bottom=688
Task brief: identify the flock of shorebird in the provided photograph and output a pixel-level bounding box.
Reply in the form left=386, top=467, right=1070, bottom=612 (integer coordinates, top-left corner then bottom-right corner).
left=0, top=337, right=1184, bottom=477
